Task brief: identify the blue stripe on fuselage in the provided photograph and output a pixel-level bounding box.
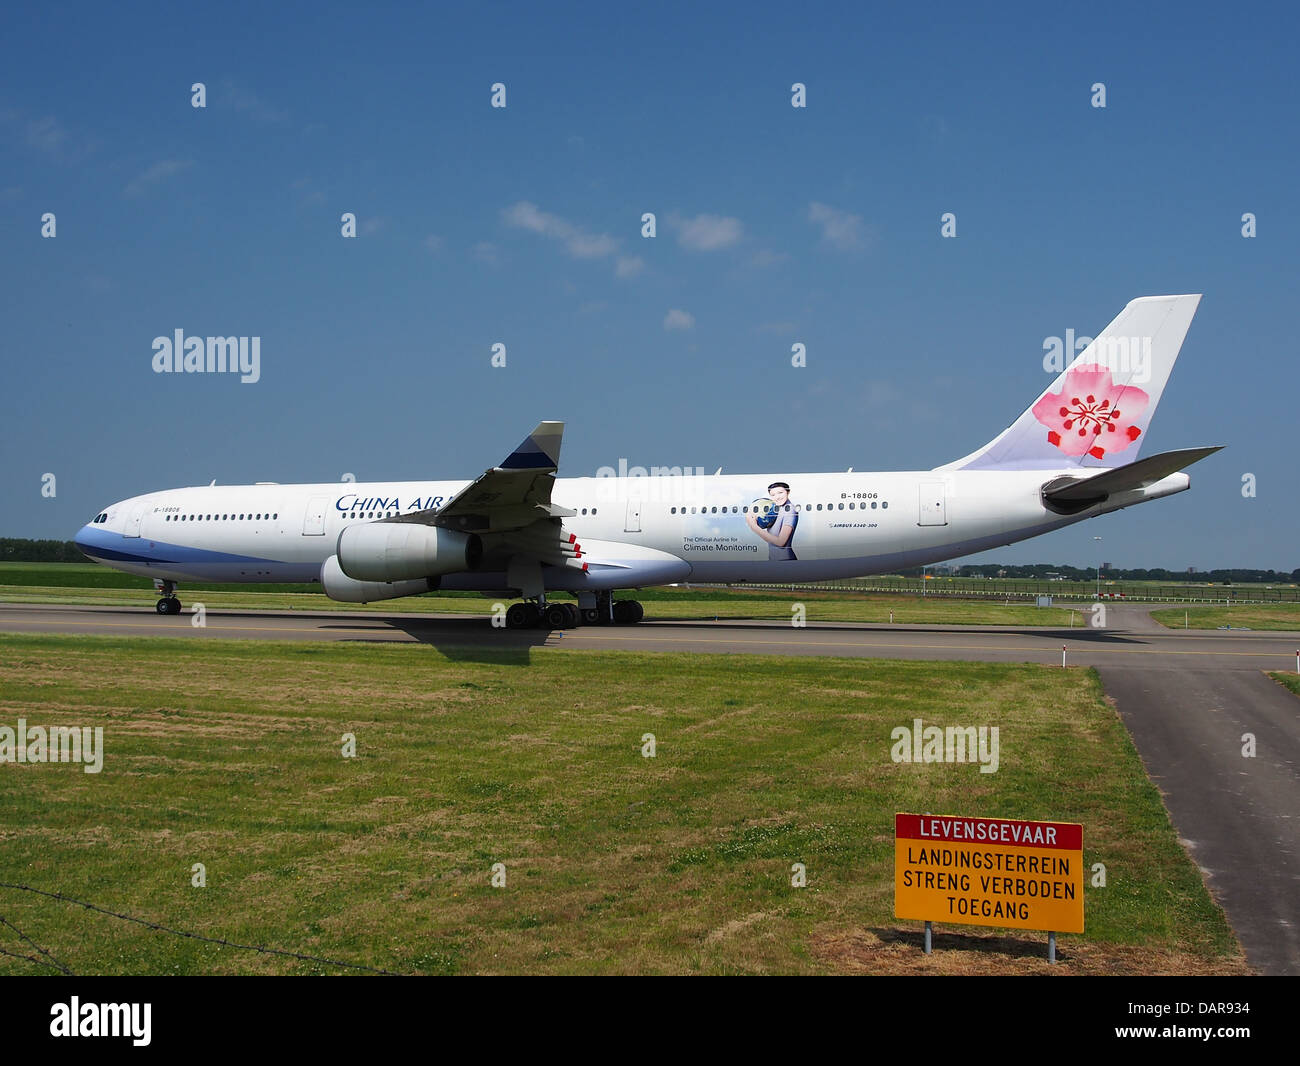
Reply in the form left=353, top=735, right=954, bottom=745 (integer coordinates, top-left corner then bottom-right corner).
left=74, top=525, right=275, bottom=567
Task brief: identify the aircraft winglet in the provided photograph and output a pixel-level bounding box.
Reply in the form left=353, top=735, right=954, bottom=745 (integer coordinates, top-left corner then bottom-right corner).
left=500, top=421, right=564, bottom=471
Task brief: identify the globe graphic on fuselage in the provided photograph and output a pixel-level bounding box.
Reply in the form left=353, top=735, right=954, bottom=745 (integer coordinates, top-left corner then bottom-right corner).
left=752, top=498, right=779, bottom=529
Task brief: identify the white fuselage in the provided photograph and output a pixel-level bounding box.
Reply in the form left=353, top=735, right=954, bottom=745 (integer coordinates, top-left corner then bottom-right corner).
left=74, top=468, right=1190, bottom=593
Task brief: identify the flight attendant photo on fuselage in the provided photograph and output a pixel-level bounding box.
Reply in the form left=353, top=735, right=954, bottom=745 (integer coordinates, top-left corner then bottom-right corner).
left=747, top=481, right=798, bottom=561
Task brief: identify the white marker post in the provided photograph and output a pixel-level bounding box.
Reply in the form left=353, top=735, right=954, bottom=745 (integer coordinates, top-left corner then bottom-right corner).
left=1061, top=645, right=1066, bottom=668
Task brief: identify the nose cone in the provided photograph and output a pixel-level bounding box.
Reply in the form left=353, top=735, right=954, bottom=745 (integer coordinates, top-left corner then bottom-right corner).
left=74, top=525, right=97, bottom=560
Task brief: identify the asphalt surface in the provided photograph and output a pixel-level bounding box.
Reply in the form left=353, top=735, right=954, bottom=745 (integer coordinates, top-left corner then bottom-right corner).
left=1, top=601, right=1298, bottom=670
left=2, top=600, right=1297, bottom=974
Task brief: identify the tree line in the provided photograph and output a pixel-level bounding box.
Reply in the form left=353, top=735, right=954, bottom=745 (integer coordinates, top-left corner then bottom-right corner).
left=5, top=538, right=1298, bottom=584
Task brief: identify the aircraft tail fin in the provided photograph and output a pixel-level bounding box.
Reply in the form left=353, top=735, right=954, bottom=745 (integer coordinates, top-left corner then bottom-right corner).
left=938, top=295, right=1202, bottom=472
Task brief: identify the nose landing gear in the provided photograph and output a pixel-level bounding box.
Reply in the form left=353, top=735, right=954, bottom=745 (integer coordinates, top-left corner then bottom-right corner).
left=154, top=580, right=183, bottom=615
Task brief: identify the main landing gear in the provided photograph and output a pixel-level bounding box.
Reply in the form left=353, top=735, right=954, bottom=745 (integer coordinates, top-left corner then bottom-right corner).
left=503, top=592, right=644, bottom=630
left=155, top=580, right=183, bottom=615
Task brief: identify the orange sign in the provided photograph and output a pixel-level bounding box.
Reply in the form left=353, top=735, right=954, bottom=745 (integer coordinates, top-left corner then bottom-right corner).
left=895, top=813, right=1084, bottom=933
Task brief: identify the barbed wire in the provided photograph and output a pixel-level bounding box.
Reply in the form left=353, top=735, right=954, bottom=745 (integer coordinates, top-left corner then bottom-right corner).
left=0, top=882, right=403, bottom=976
left=0, top=912, right=75, bottom=975
left=0, top=943, right=67, bottom=972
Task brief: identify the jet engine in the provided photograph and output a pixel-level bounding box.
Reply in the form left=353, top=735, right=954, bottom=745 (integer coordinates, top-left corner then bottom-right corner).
left=321, top=555, right=437, bottom=603
left=336, top=523, right=482, bottom=583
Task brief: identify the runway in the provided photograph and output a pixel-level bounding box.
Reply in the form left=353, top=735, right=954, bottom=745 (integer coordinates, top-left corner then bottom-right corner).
left=0, top=602, right=1297, bottom=672
left=2, top=600, right=1297, bottom=974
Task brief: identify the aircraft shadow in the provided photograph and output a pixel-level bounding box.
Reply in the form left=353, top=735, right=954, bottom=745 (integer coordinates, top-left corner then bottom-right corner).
left=325, top=615, right=552, bottom=664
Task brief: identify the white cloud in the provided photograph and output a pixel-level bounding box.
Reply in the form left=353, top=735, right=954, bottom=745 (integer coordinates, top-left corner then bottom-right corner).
left=615, top=255, right=644, bottom=278
left=1, top=108, right=96, bottom=161
left=124, top=159, right=194, bottom=196
left=26, top=115, right=67, bottom=153
left=503, top=201, right=617, bottom=260
left=670, top=212, right=743, bottom=251
left=290, top=177, right=327, bottom=206
left=808, top=201, right=865, bottom=250
left=223, top=81, right=289, bottom=124
left=472, top=241, right=499, bottom=264
left=664, top=308, right=695, bottom=331
left=750, top=248, right=788, bottom=268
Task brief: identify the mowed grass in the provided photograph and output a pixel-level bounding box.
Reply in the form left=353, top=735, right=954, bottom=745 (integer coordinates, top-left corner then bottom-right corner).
left=0, top=634, right=1242, bottom=975
left=1151, top=603, right=1300, bottom=631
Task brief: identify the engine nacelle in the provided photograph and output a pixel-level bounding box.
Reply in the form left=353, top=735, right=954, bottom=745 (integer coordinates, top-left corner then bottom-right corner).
left=321, top=554, right=437, bottom=603
left=336, top=523, right=482, bottom=583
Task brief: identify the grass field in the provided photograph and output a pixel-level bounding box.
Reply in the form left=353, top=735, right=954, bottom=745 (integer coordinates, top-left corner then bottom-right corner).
left=1150, top=604, right=1300, bottom=631
left=0, top=634, right=1243, bottom=975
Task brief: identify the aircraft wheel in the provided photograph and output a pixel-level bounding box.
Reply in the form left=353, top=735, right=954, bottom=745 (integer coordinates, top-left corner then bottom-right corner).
left=562, top=603, right=580, bottom=627
left=156, top=598, right=171, bottom=615
left=506, top=603, right=530, bottom=629
left=613, top=600, right=633, bottom=624
left=581, top=608, right=600, bottom=624
left=544, top=603, right=571, bottom=629
left=627, top=600, right=644, bottom=623
left=523, top=603, right=541, bottom=627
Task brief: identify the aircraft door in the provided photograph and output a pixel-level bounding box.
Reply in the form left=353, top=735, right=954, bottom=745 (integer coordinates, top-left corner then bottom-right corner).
left=124, top=504, right=146, bottom=538
left=918, top=482, right=947, bottom=526
left=303, top=496, right=330, bottom=535
left=624, top=500, right=641, bottom=533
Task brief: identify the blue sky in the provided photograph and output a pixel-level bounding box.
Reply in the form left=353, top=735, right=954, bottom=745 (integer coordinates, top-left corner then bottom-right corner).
left=3, top=2, right=1296, bottom=568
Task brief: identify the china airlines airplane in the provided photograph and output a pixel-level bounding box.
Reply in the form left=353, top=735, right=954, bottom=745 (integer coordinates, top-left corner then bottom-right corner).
left=75, top=295, right=1218, bottom=629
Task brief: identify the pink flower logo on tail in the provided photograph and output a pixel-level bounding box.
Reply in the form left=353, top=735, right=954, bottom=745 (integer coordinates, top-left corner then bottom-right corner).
left=1031, top=365, right=1149, bottom=460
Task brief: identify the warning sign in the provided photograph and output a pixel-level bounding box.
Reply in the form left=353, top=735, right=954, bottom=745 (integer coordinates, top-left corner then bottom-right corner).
left=895, top=813, right=1084, bottom=933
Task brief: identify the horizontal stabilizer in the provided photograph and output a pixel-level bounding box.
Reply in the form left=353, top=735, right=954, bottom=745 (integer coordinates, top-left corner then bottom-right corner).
left=1042, top=446, right=1221, bottom=507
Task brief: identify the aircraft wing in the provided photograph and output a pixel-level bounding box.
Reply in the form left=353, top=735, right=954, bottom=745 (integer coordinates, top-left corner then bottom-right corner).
left=1042, top=446, right=1222, bottom=507
left=382, top=421, right=574, bottom=534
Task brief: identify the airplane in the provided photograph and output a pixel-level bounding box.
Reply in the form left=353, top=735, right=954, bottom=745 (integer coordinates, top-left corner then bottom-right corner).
left=74, top=294, right=1220, bottom=629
